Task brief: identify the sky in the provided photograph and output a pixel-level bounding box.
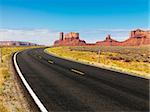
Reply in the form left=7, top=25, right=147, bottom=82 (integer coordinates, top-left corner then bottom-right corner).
left=0, top=0, right=149, bottom=45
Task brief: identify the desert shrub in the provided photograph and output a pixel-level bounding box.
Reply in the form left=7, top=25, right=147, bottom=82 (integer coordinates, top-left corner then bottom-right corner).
left=46, top=46, right=150, bottom=76
left=2, top=68, right=9, bottom=80
left=69, top=46, right=150, bottom=63
left=0, top=103, right=8, bottom=112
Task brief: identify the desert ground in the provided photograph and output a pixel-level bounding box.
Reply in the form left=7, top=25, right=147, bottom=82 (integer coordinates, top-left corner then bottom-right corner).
left=0, top=45, right=149, bottom=111
left=0, top=46, right=40, bottom=112
left=46, top=45, right=150, bottom=78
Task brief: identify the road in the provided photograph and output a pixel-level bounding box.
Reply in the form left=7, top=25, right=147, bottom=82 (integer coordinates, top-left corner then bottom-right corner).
left=14, top=48, right=149, bottom=112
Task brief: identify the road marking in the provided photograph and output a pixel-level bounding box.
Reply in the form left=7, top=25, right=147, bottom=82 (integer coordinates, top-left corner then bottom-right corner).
left=13, top=52, right=48, bottom=112
left=71, top=69, right=85, bottom=75
left=39, top=56, right=42, bottom=59
left=48, top=60, right=53, bottom=64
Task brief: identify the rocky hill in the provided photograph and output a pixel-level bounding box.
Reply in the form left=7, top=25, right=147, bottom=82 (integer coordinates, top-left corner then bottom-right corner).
left=0, top=41, right=38, bottom=46
left=54, top=29, right=150, bottom=46
left=54, top=32, right=86, bottom=46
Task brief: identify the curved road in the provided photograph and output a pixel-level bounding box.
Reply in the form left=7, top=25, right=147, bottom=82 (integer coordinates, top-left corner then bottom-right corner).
left=14, top=48, right=149, bottom=112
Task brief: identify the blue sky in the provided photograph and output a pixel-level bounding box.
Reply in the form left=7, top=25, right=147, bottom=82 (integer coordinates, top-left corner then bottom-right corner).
left=0, top=0, right=149, bottom=45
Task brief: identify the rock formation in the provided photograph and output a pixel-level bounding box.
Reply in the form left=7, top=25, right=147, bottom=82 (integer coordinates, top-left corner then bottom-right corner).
left=96, top=35, right=119, bottom=46
left=54, top=32, right=86, bottom=46
left=120, top=29, right=150, bottom=46
left=96, top=29, right=150, bottom=46
left=0, top=41, right=38, bottom=46
left=54, top=29, right=150, bottom=46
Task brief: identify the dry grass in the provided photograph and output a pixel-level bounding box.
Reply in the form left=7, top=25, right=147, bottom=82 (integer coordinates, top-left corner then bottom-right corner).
left=0, top=102, right=9, bottom=112
left=0, top=46, right=39, bottom=87
left=0, top=46, right=41, bottom=112
left=46, top=46, right=150, bottom=78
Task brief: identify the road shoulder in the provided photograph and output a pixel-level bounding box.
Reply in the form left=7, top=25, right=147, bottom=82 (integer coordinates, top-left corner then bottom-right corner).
left=0, top=54, right=39, bottom=112
left=44, top=48, right=150, bottom=79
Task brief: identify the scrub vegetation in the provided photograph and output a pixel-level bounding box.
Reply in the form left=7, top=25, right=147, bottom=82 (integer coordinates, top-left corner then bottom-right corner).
left=0, top=46, right=40, bottom=112
left=46, top=46, right=150, bottom=78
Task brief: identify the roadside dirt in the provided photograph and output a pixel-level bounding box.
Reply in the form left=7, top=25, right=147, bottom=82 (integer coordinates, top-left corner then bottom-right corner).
left=0, top=57, right=39, bottom=112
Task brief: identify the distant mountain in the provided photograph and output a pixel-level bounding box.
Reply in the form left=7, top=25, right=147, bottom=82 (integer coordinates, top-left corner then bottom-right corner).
left=0, top=41, right=39, bottom=46
left=54, top=29, right=150, bottom=46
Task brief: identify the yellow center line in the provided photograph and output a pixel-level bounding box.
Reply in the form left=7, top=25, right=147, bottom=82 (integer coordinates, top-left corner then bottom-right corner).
left=48, top=60, right=54, bottom=64
left=71, top=69, right=85, bottom=75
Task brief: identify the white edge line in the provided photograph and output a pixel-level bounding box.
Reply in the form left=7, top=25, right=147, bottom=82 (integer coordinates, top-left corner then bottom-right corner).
left=13, top=52, right=48, bottom=112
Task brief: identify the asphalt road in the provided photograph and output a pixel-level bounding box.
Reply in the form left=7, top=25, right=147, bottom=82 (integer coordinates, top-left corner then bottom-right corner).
left=15, top=48, right=149, bottom=112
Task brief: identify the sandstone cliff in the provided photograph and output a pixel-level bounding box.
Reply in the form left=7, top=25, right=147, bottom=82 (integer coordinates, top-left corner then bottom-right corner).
left=54, top=32, right=86, bottom=46
left=54, top=29, right=150, bottom=46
